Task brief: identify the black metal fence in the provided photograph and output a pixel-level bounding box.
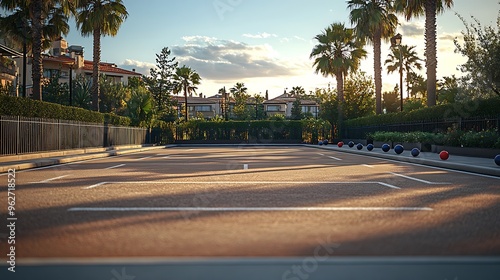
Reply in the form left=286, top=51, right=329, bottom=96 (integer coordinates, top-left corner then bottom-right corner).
left=344, top=116, right=500, bottom=139
left=0, top=116, right=148, bottom=156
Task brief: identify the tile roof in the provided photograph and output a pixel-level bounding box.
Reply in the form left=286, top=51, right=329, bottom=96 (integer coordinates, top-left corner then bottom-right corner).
left=83, top=60, right=142, bottom=76
left=43, top=55, right=76, bottom=65
left=172, top=95, right=219, bottom=104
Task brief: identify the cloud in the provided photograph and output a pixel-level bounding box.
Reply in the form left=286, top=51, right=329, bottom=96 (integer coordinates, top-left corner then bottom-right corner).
left=120, top=59, right=155, bottom=75
left=171, top=36, right=301, bottom=80
left=400, top=22, right=425, bottom=37
left=439, top=32, right=462, bottom=41
left=242, top=32, right=277, bottom=39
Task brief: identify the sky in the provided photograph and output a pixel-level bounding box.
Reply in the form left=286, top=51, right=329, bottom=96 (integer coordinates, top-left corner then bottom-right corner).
left=60, top=0, right=500, bottom=99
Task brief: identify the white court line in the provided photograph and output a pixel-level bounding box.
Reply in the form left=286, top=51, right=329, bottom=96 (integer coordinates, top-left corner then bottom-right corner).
left=135, top=156, right=153, bottom=161
left=329, top=150, right=500, bottom=180
left=35, top=175, right=69, bottom=183
left=389, top=172, right=449, bottom=185
left=362, top=164, right=374, bottom=168
left=318, top=153, right=325, bottom=156
left=68, top=206, right=432, bottom=212
left=378, top=182, right=401, bottom=189
left=83, top=182, right=108, bottom=190
left=328, top=156, right=342, bottom=161
left=162, top=156, right=170, bottom=159
left=82, top=181, right=400, bottom=190
left=105, top=164, right=125, bottom=170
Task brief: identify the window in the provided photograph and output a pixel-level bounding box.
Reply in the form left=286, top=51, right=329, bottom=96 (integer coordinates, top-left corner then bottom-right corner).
left=267, top=105, right=281, bottom=112
left=43, top=69, right=60, bottom=78
left=195, top=105, right=212, bottom=112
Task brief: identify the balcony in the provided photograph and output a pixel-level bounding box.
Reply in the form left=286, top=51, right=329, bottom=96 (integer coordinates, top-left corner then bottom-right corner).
left=0, top=63, right=16, bottom=77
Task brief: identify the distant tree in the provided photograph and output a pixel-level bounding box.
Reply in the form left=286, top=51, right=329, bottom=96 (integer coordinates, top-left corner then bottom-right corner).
left=383, top=86, right=401, bottom=113
left=42, top=74, right=69, bottom=105
left=310, top=23, right=366, bottom=137
left=72, top=75, right=92, bottom=109
left=314, top=86, right=338, bottom=135
left=348, top=0, right=398, bottom=114
left=290, top=86, right=305, bottom=97
left=218, top=87, right=229, bottom=120
left=173, top=65, right=201, bottom=121
left=343, top=72, right=376, bottom=119
left=384, top=44, right=423, bottom=98
left=144, top=47, right=178, bottom=121
left=394, top=0, right=454, bottom=107
left=99, top=75, right=128, bottom=114
left=403, top=98, right=425, bottom=112
left=126, top=86, right=154, bottom=126
left=407, top=72, right=427, bottom=99
left=252, top=94, right=266, bottom=120
left=0, top=0, right=75, bottom=100
left=454, top=12, right=500, bottom=98
left=76, top=0, right=128, bottom=111
left=230, top=82, right=247, bottom=99
left=291, top=98, right=303, bottom=120
left=437, top=75, right=460, bottom=104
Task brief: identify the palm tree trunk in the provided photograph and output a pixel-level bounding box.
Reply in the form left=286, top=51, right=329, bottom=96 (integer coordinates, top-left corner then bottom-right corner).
left=425, top=0, right=437, bottom=107
left=92, top=28, right=101, bottom=111
left=373, top=31, right=382, bottom=114
left=31, top=0, right=43, bottom=101
left=184, top=84, right=188, bottom=122
left=336, top=72, right=344, bottom=138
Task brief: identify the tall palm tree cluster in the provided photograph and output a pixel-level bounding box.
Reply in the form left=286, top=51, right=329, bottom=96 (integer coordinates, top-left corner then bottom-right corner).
left=0, top=0, right=128, bottom=112
left=311, top=0, right=454, bottom=121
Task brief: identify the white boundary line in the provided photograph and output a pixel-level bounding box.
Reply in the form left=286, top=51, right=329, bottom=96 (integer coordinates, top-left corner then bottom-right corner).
left=82, top=181, right=401, bottom=190
left=328, top=156, right=342, bottom=161
left=389, top=172, right=450, bottom=185
left=362, top=164, right=374, bottom=168
left=105, top=164, right=125, bottom=170
left=135, top=156, right=153, bottom=161
left=34, top=175, right=69, bottom=184
left=327, top=149, right=500, bottom=180
left=84, top=182, right=108, bottom=190
left=68, top=206, right=432, bottom=212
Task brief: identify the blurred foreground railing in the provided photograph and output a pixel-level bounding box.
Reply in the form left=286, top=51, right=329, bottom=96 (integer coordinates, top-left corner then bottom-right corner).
left=0, top=115, right=148, bottom=156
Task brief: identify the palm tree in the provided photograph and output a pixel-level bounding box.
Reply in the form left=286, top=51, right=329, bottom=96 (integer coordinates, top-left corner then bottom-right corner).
left=310, top=22, right=366, bottom=137
left=384, top=44, right=423, bottom=101
left=230, top=82, right=247, bottom=99
left=290, top=86, right=306, bottom=97
left=76, top=0, right=128, bottom=112
left=347, top=0, right=398, bottom=115
left=0, top=0, right=74, bottom=100
left=173, top=66, right=202, bottom=121
left=393, top=0, right=454, bottom=107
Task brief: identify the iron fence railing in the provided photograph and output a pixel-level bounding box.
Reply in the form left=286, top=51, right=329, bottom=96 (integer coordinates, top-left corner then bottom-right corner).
left=0, top=115, right=148, bottom=156
left=344, top=116, right=500, bottom=139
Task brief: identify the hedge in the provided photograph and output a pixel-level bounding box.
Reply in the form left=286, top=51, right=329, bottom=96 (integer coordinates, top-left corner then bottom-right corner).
left=345, top=97, right=500, bottom=127
left=176, top=120, right=305, bottom=142
left=0, top=95, right=131, bottom=126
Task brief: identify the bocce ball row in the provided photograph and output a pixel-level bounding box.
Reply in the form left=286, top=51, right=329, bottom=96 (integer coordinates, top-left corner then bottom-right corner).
left=317, top=140, right=500, bottom=166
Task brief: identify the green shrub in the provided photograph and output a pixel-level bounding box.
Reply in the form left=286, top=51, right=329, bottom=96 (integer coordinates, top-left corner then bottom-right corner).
left=459, top=130, right=500, bottom=148
left=0, top=95, right=135, bottom=126
left=345, top=97, right=500, bottom=127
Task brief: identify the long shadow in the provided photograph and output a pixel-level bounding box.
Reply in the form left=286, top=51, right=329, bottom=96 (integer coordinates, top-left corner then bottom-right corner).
left=1, top=146, right=499, bottom=256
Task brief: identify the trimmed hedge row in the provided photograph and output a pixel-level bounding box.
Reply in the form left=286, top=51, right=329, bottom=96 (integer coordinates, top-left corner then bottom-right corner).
left=0, top=95, right=131, bottom=126
left=176, top=120, right=304, bottom=142
left=345, top=97, right=500, bottom=127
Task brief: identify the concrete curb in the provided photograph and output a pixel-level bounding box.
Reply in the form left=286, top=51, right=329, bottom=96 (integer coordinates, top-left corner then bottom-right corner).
left=308, top=144, right=500, bottom=177
left=0, top=145, right=174, bottom=173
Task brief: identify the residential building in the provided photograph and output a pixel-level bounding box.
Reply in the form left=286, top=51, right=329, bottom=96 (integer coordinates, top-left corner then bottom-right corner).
left=263, top=93, right=319, bottom=118
left=173, top=95, right=220, bottom=119
left=14, top=38, right=141, bottom=96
